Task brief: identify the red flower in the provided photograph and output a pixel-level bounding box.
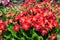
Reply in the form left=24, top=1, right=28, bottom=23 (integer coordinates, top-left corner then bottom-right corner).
left=4, top=20, right=9, bottom=25
left=34, top=24, right=41, bottom=31
left=58, top=13, right=60, bottom=19
left=0, top=20, right=3, bottom=23
left=53, top=21, right=59, bottom=28
left=0, top=30, right=2, bottom=35
left=25, top=17, right=32, bottom=24
left=19, top=17, right=26, bottom=23
left=49, top=34, right=57, bottom=40
left=41, top=1, right=46, bottom=5
left=0, top=23, right=6, bottom=31
left=41, top=29, right=47, bottom=35
left=10, top=12, right=15, bottom=16
left=14, top=24, right=20, bottom=32
left=48, top=23, right=53, bottom=29
left=22, top=22, right=31, bottom=31
left=0, top=13, right=2, bottom=17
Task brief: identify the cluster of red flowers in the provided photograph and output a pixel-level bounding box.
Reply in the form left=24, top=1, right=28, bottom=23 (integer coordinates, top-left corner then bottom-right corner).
left=0, top=0, right=59, bottom=36
left=14, top=0, right=60, bottom=35
left=0, top=20, right=6, bottom=35
left=16, top=6, right=59, bottom=35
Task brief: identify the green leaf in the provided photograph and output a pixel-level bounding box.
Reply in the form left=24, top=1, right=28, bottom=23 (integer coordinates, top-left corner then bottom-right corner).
left=51, top=6, right=55, bottom=12
left=32, top=33, right=38, bottom=40
left=4, top=34, right=11, bottom=39
left=8, top=26, right=16, bottom=37
left=20, top=28, right=30, bottom=39
left=57, top=35, right=60, bottom=40
left=32, top=33, right=43, bottom=40
left=39, top=36, right=43, bottom=40
left=20, top=37, right=25, bottom=40
left=0, top=5, right=5, bottom=11
left=11, top=38, right=15, bottom=40
left=30, top=28, right=35, bottom=35
left=7, top=24, right=21, bottom=39
left=7, top=25, right=18, bottom=38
